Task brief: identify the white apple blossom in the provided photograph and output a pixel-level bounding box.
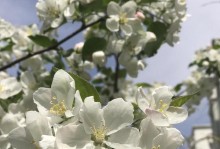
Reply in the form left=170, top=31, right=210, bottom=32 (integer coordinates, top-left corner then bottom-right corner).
left=12, top=24, right=39, bottom=54
left=118, top=52, right=139, bottom=77
left=8, top=111, right=53, bottom=149
left=0, top=18, right=15, bottom=40
left=33, top=69, right=83, bottom=124
left=36, top=0, right=68, bottom=28
left=106, top=1, right=137, bottom=36
left=138, top=118, right=184, bottom=149
left=0, top=104, right=25, bottom=149
left=136, top=86, right=188, bottom=126
left=55, top=97, right=137, bottom=148
left=0, top=77, right=22, bottom=100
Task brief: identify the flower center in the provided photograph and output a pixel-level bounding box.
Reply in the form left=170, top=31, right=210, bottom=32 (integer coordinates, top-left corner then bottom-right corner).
left=32, top=140, right=41, bottom=149
left=91, top=124, right=107, bottom=145
left=119, top=13, right=128, bottom=24
left=49, top=96, right=67, bottom=116
left=152, top=145, right=160, bottom=149
left=47, top=7, right=60, bottom=18
left=157, top=100, right=168, bottom=113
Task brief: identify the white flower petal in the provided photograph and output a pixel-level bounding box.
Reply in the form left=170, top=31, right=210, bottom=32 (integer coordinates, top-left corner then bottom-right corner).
left=33, top=87, right=52, bottom=114
left=106, top=18, right=119, bottom=32
left=0, top=113, right=22, bottom=134
left=166, top=106, right=188, bottom=124
left=25, top=111, right=52, bottom=142
left=153, top=128, right=184, bottom=149
left=103, top=98, right=133, bottom=135
left=120, top=24, right=132, bottom=36
left=0, top=77, right=22, bottom=100
left=51, top=17, right=63, bottom=28
left=107, top=1, right=120, bottom=16
left=51, top=69, right=75, bottom=110
left=105, top=142, right=140, bottom=149
left=8, top=127, right=35, bottom=149
left=79, top=97, right=103, bottom=134
left=64, top=3, right=75, bottom=18
left=136, top=87, right=150, bottom=112
left=0, top=135, right=10, bottom=149
left=152, top=86, right=173, bottom=107
left=39, top=135, right=55, bottom=149
left=139, top=118, right=159, bottom=149
left=20, top=71, right=36, bottom=89
left=73, top=90, right=83, bottom=119
left=55, top=124, right=93, bottom=149
left=145, top=109, right=170, bottom=126
left=107, top=127, right=140, bottom=148
left=121, top=1, right=137, bottom=18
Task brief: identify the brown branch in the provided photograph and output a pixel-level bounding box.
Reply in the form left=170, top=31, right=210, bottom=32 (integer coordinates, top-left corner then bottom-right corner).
left=113, top=54, right=120, bottom=93
left=0, top=17, right=105, bottom=71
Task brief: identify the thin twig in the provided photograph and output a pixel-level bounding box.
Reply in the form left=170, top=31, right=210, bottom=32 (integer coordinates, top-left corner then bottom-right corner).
left=202, top=0, right=220, bottom=7
left=0, top=17, right=105, bottom=71
left=113, top=54, right=120, bottom=93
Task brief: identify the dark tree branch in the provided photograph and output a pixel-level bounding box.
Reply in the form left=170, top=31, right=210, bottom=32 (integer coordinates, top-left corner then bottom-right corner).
left=0, top=17, right=105, bottom=71
left=113, top=54, right=120, bottom=93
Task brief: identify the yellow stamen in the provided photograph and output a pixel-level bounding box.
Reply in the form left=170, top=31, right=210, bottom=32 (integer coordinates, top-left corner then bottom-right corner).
left=158, top=100, right=168, bottom=113
left=32, top=140, right=41, bottom=149
left=47, top=7, right=60, bottom=18
left=152, top=145, right=160, bottom=149
left=91, top=123, right=107, bottom=145
left=49, top=100, right=67, bottom=116
left=119, top=13, right=128, bottom=24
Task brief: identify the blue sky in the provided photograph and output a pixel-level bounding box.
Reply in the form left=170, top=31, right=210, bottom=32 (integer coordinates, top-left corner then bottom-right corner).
left=1, top=0, right=220, bottom=143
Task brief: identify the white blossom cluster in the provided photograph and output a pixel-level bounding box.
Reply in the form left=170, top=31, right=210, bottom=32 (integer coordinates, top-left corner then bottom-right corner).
left=0, top=70, right=188, bottom=149
left=0, top=18, right=48, bottom=67
left=0, top=0, right=190, bottom=148
left=35, top=0, right=187, bottom=78
left=180, top=40, right=220, bottom=113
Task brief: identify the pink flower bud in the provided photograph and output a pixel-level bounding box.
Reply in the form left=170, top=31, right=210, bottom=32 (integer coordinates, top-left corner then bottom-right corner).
left=135, top=11, right=145, bottom=21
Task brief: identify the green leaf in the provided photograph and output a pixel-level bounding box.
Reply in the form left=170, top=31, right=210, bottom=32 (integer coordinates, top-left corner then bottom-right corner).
left=82, top=37, right=107, bottom=61
left=62, top=48, right=74, bottom=57
left=69, top=72, right=101, bottom=102
left=29, top=35, right=57, bottom=47
left=142, top=22, right=167, bottom=57
left=0, top=38, right=14, bottom=51
left=170, top=92, right=199, bottom=107
left=51, top=68, right=101, bottom=102
left=139, top=0, right=159, bottom=4
left=173, top=83, right=183, bottom=92
left=212, top=39, right=220, bottom=49
left=136, top=82, right=152, bottom=88
left=188, top=61, right=196, bottom=67
left=118, top=69, right=127, bottom=78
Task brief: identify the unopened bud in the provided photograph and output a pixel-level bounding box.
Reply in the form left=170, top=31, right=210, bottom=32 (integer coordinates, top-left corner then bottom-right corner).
left=146, top=32, right=156, bottom=43
left=74, top=42, right=84, bottom=53
left=92, top=51, right=106, bottom=66
left=135, top=11, right=145, bottom=21
left=202, top=61, right=209, bottom=67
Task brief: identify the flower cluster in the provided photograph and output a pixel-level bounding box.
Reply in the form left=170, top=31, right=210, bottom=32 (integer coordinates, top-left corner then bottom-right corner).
left=178, top=39, right=220, bottom=113
left=0, top=70, right=188, bottom=149
left=0, top=1, right=190, bottom=148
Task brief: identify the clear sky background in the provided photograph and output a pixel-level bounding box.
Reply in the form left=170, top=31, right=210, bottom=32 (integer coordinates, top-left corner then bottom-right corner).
left=1, top=0, right=220, bottom=147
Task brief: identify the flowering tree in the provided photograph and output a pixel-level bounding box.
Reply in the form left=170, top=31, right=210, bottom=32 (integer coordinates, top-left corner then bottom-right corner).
left=178, top=39, right=220, bottom=148
left=0, top=0, right=192, bottom=149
